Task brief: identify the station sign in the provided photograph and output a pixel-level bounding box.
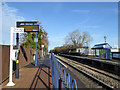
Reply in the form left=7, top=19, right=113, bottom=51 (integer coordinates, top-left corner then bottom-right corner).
left=17, top=21, right=39, bottom=32
left=19, top=25, right=39, bottom=32
left=13, top=27, right=24, bottom=33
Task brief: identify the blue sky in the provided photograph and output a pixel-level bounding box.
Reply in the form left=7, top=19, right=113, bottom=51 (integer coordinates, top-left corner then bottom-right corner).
left=1, top=2, right=118, bottom=51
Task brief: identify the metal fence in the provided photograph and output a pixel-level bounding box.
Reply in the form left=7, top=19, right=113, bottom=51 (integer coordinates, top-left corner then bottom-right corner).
left=112, top=52, right=120, bottom=59
left=50, top=52, right=77, bottom=89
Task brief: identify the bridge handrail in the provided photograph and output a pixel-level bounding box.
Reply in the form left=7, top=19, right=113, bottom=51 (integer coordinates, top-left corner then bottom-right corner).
left=50, top=52, right=77, bottom=89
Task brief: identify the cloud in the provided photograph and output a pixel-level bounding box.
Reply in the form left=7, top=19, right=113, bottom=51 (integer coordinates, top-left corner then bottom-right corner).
left=2, top=3, right=25, bottom=45
left=2, top=4, right=17, bottom=16
left=72, top=10, right=90, bottom=13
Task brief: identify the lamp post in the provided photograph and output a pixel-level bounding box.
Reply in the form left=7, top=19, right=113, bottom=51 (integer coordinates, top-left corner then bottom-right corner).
left=35, top=19, right=38, bottom=66
left=104, top=36, right=107, bottom=43
left=104, top=36, right=107, bottom=59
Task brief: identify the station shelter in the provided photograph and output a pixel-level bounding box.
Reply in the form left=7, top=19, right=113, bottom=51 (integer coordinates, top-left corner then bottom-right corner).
left=92, top=43, right=112, bottom=60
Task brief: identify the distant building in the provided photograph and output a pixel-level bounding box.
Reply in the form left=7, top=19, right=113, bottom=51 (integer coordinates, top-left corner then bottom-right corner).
left=111, top=45, right=120, bottom=59
left=111, top=45, right=119, bottom=52
left=76, top=46, right=89, bottom=55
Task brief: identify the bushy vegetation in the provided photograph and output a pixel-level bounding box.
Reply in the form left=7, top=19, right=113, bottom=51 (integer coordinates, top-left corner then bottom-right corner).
left=20, top=21, right=49, bottom=52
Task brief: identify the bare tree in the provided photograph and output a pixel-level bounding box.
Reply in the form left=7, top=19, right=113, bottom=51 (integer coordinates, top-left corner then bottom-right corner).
left=65, top=30, right=92, bottom=48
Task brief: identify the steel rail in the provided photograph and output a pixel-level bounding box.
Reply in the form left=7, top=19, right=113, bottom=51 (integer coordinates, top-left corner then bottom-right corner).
left=55, top=55, right=120, bottom=89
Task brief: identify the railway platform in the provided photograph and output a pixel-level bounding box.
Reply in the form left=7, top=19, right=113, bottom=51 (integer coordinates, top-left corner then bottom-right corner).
left=59, top=54, right=120, bottom=75
left=1, top=55, right=52, bottom=89
left=1, top=54, right=86, bottom=89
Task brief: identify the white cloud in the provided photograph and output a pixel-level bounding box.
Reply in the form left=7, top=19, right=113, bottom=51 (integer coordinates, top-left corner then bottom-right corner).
left=2, top=4, right=17, bottom=16
left=72, top=10, right=90, bottom=13
left=2, top=3, right=25, bottom=45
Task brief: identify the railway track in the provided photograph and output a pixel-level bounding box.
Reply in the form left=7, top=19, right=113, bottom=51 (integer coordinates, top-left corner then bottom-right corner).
left=55, top=55, right=120, bottom=89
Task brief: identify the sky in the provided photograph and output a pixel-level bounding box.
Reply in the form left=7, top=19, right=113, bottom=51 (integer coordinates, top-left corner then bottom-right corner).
left=1, top=1, right=119, bottom=51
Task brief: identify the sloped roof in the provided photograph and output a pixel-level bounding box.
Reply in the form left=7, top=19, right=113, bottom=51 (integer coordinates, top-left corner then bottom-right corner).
left=92, top=43, right=112, bottom=49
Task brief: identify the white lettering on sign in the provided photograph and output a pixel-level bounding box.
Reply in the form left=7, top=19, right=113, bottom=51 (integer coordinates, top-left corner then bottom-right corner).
left=33, top=29, right=38, bottom=31
left=13, top=28, right=24, bottom=33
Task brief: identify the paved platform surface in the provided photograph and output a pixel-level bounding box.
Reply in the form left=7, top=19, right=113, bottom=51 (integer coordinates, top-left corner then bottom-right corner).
left=1, top=55, right=52, bottom=89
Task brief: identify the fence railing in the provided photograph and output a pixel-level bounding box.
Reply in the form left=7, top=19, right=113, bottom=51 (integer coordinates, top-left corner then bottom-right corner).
left=112, top=52, right=120, bottom=59
left=50, top=52, right=77, bottom=89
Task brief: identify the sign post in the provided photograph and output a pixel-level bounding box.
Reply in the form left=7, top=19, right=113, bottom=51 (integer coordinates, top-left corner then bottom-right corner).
left=41, top=35, right=42, bottom=60
left=35, top=32, right=37, bottom=66
left=7, top=27, right=24, bottom=86
left=16, top=21, right=39, bottom=67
